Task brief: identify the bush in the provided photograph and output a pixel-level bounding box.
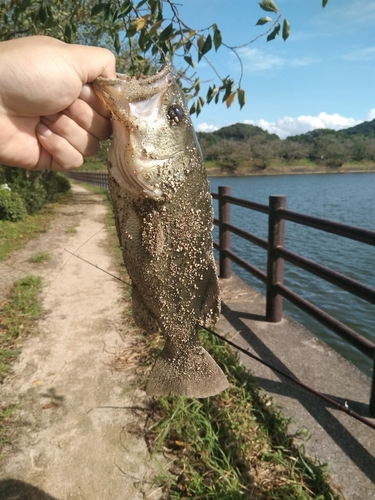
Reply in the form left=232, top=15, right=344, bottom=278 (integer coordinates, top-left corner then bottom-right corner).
left=0, top=166, right=71, bottom=216
left=41, top=172, right=71, bottom=201
left=19, top=182, right=47, bottom=214
left=0, top=188, right=27, bottom=221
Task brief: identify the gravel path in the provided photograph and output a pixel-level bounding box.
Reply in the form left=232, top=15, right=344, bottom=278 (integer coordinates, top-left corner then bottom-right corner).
left=0, top=184, right=163, bottom=500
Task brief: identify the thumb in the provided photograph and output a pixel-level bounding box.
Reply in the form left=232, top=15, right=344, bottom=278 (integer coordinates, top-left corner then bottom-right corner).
left=69, top=44, right=117, bottom=83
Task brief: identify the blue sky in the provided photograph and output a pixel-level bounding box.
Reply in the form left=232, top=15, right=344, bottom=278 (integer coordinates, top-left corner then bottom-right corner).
left=170, top=0, right=375, bottom=138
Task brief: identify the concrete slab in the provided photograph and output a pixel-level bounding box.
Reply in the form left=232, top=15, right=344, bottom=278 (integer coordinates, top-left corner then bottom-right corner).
left=217, top=273, right=375, bottom=500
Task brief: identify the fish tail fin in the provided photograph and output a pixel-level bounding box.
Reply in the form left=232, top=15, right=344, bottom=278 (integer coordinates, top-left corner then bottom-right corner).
left=146, top=344, right=229, bottom=398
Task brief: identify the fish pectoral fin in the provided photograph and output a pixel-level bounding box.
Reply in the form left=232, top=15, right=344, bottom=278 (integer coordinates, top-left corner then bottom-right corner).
left=146, top=344, right=229, bottom=398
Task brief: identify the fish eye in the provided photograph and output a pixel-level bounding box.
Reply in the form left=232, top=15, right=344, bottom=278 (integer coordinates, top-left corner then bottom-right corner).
left=167, top=105, right=185, bottom=125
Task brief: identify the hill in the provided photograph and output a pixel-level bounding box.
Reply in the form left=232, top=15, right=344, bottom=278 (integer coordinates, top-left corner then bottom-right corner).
left=196, top=120, right=375, bottom=172
left=338, top=118, right=375, bottom=137
left=212, top=122, right=279, bottom=141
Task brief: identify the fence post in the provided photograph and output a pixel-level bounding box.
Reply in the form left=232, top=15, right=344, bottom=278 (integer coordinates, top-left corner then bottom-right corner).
left=370, top=359, right=375, bottom=417
left=266, top=195, right=287, bottom=322
left=218, top=186, right=231, bottom=279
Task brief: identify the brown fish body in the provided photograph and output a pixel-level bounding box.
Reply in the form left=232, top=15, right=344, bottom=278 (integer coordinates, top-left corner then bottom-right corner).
left=94, top=66, right=229, bottom=397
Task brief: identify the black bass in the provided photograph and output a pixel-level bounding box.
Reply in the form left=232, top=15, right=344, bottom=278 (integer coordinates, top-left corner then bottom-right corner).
left=93, top=66, right=229, bottom=397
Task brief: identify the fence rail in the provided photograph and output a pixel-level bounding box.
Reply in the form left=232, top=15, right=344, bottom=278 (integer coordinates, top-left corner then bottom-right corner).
left=213, top=185, right=375, bottom=416
left=66, top=171, right=109, bottom=189
left=66, top=172, right=375, bottom=415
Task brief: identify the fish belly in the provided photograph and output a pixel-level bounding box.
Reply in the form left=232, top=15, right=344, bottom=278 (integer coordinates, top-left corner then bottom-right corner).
left=108, top=161, right=229, bottom=398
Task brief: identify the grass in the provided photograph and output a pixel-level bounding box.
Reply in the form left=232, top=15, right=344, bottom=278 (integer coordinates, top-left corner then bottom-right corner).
left=28, top=252, right=51, bottom=264
left=0, top=275, right=43, bottom=382
left=0, top=194, right=71, bottom=262
left=0, top=405, right=18, bottom=456
left=0, top=275, right=43, bottom=458
left=141, top=330, right=341, bottom=499
left=65, top=225, right=78, bottom=234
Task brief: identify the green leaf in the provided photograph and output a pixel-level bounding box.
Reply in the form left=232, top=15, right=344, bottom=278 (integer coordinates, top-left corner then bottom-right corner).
left=192, top=77, right=200, bottom=95
left=114, top=33, right=121, bottom=54
left=159, top=22, right=173, bottom=42
left=196, top=97, right=203, bottom=116
left=213, top=24, right=222, bottom=51
left=201, top=34, right=212, bottom=56
left=149, top=19, right=163, bottom=35
left=259, top=0, right=279, bottom=13
left=91, top=3, right=109, bottom=16
left=119, top=1, right=133, bottom=16
left=237, top=88, right=246, bottom=109
left=267, top=23, right=280, bottom=41
left=149, top=0, right=159, bottom=14
left=190, top=101, right=196, bottom=115
left=197, top=35, right=204, bottom=61
left=64, top=24, right=72, bottom=42
left=322, top=0, right=329, bottom=6
left=206, top=86, right=218, bottom=104
left=256, top=16, right=273, bottom=26
left=38, top=5, right=47, bottom=23
left=184, top=55, right=195, bottom=68
left=184, top=39, right=192, bottom=52
left=282, top=19, right=290, bottom=41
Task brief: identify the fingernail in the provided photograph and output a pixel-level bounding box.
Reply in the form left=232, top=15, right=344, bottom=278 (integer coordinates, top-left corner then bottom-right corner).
left=36, top=122, right=52, bottom=137
left=80, top=84, right=92, bottom=100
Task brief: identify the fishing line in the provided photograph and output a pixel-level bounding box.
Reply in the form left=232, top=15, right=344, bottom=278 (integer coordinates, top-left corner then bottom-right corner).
left=48, top=225, right=107, bottom=285
left=201, top=324, right=375, bottom=431
left=62, top=185, right=374, bottom=430
left=66, top=247, right=375, bottom=430
left=64, top=249, right=132, bottom=287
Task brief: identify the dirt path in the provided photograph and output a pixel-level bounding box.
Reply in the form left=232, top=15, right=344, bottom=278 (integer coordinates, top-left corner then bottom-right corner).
left=0, top=185, right=163, bottom=500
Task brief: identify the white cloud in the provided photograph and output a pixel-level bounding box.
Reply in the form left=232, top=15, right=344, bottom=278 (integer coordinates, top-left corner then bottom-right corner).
left=236, top=47, right=315, bottom=72
left=342, top=47, right=375, bottom=61
left=244, top=113, right=362, bottom=139
left=196, top=122, right=220, bottom=133
left=196, top=112, right=369, bottom=139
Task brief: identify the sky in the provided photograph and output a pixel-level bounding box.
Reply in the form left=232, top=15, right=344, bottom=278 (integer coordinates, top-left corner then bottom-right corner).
left=170, top=0, right=375, bottom=139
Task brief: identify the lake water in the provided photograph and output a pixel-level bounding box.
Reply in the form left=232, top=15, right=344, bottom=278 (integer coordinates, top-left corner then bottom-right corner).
left=208, top=172, right=375, bottom=376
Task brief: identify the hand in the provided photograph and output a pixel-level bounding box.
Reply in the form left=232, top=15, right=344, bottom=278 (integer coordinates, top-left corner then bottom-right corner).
left=0, top=36, right=116, bottom=171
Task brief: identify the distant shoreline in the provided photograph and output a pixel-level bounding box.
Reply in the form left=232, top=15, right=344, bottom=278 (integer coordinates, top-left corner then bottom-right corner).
left=206, top=164, right=375, bottom=177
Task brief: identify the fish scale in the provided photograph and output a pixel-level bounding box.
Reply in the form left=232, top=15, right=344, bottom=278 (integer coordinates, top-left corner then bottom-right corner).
left=94, top=65, right=229, bottom=397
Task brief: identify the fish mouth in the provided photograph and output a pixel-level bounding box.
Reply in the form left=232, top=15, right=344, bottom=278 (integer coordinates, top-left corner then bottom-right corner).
left=93, top=65, right=174, bottom=117
left=94, top=66, right=187, bottom=199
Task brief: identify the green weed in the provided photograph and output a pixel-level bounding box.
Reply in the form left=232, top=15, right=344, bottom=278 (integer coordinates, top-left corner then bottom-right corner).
left=65, top=225, right=78, bottom=234
left=144, top=330, right=341, bottom=499
left=0, top=194, right=71, bottom=262
left=0, top=275, right=43, bottom=381
left=0, top=405, right=18, bottom=457
left=28, top=252, right=51, bottom=264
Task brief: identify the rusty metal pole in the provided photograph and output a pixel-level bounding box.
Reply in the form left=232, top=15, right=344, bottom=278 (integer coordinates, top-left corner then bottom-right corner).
left=218, top=186, right=231, bottom=279
left=266, top=195, right=287, bottom=322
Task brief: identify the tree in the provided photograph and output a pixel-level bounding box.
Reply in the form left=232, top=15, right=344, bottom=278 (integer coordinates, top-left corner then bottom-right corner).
left=0, top=0, right=330, bottom=115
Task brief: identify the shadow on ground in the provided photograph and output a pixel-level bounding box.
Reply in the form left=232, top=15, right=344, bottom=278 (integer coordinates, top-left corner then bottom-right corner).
left=0, top=480, right=58, bottom=500
left=220, top=300, right=375, bottom=486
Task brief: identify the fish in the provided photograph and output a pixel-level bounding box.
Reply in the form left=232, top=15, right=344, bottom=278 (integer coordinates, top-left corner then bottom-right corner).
left=93, top=65, right=229, bottom=398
